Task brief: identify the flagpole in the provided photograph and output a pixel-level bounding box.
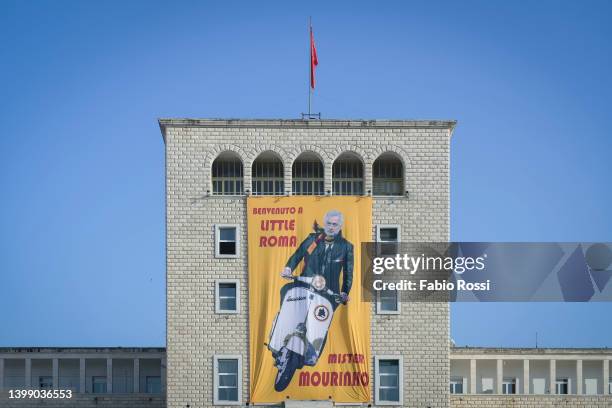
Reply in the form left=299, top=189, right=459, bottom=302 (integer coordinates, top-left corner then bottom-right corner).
left=308, top=16, right=312, bottom=117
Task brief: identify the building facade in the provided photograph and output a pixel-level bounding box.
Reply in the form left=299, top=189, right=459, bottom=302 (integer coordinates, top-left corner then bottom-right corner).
left=1, top=347, right=610, bottom=407
left=450, top=347, right=612, bottom=408
left=160, top=118, right=454, bottom=408
left=0, top=347, right=165, bottom=407
left=1, top=118, right=609, bottom=408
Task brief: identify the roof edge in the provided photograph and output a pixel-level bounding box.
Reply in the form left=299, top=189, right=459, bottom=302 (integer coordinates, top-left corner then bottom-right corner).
left=158, top=118, right=457, bottom=130
left=452, top=346, right=612, bottom=355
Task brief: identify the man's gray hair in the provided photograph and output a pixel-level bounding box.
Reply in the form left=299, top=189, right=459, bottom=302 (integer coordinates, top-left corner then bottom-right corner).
left=324, top=210, right=344, bottom=226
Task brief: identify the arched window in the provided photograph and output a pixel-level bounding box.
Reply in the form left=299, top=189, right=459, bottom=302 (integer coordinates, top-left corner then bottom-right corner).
left=252, top=152, right=284, bottom=195
left=332, top=152, right=364, bottom=195
left=373, top=153, right=404, bottom=196
left=292, top=152, right=324, bottom=195
left=212, top=152, right=244, bottom=195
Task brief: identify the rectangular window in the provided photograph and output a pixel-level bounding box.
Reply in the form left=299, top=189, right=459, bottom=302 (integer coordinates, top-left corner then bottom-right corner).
left=214, top=355, right=242, bottom=405
left=555, top=378, right=569, bottom=395
left=377, top=289, right=400, bottom=314
left=216, top=280, right=240, bottom=313
left=584, top=378, right=597, bottom=395
left=609, top=377, right=611, bottom=394
left=145, top=376, right=161, bottom=394
left=481, top=377, right=494, bottom=394
left=376, top=225, right=400, bottom=256
left=375, top=225, right=401, bottom=314
left=450, top=377, right=464, bottom=394
left=375, top=356, right=403, bottom=405
left=39, top=376, right=53, bottom=390
left=92, top=376, right=107, bottom=393
left=532, top=378, right=546, bottom=394
left=502, top=378, right=516, bottom=394
left=215, top=225, right=239, bottom=258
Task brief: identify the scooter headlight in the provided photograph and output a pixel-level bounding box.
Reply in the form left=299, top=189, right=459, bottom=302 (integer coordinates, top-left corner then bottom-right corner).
left=312, top=275, right=326, bottom=291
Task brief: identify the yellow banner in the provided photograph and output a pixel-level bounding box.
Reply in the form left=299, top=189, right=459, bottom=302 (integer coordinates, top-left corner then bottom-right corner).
left=248, top=196, right=372, bottom=403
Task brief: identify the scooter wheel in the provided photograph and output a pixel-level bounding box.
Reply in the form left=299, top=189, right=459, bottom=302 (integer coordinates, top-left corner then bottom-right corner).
left=274, top=348, right=301, bottom=392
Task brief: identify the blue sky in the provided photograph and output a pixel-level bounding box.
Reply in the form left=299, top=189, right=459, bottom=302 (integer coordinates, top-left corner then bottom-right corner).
left=0, top=1, right=611, bottom=347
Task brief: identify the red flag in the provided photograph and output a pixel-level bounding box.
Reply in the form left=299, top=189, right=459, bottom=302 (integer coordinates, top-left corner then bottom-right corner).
left=310, top=25, right=318, bottom=89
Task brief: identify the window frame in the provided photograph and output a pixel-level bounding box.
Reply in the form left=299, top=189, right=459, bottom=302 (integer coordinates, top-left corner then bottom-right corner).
left=38, top=375, right=53, bottom=390
left=374, top=355, right=403, bottom=406
left=450, top=377, right=464, bottom=394
left=215, top=279, right=240, bottom=314
left=376, top=224, right=401, bottom=243
left=375, top=225, right=401, bottom=315
left=91, top=376, right=107, bottom=394
left=372, top=155, right=404, bottom=197
left=291, top=157, right=324, bottom=195
left=215, top=224, right=240, bottom=258
left=145, top=375, right=161, bottom=394
left=251, top=158, right=285, bottom=196
left=376, top=289, right=400, bottom=315
left=332, top=156, right=364, bottom=196
left=213, top=355, right=242, bottom=406
left=211, top=155, right=244, bottom=196
left=555, top=377, right=570, bottom=395
left=502, top=377, right=517, bottom=394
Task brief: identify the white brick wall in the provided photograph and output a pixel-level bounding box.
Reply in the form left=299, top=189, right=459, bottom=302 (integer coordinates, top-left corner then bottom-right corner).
left=162, top=119, right=454, bottom=408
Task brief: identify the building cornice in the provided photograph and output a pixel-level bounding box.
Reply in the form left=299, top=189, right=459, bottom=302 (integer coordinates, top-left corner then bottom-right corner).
left=158, top=118, right=457, bottom=143
left=451, top=346, right=612, bottom=356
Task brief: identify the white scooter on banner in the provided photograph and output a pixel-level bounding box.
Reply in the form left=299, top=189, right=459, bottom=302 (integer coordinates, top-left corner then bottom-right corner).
left=267, top=274, right=345, bottom=392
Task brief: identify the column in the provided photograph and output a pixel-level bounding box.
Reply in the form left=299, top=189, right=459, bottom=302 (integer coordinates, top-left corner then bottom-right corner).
left=52, top=359, right=59, bottom=389
left=496, top=359, right=503, bottom=394
left=0, top=358, right=5, bottom=391
left=603, top=359, right=609, bottom=395
left=576, top=360, right=583, bottom=395
left=549, top=359, right=556, bottom=394
left=79, top=358, right=86, bottom=394
left=324, top=161, right=332, bottom=195
left=470, top=359, right=477, bottom=394
left=160, top=356, right=167, bottom=394
left=523, top=359, right=530, bottom=395
left=133, top=359, right=140, bottom=393
left=25, top=358, right=31, bottom=389
left=106, top=359, right=112, bottom=394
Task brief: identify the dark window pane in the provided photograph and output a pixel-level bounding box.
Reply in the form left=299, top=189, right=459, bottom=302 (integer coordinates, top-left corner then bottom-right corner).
left=219, top=387, right=238, bottom=401
left=220, top=298, right=236, bottom=311
left=380, top=374, right=398, bottom=387
left=380, top=290, right=398, bottom=311
left=219, top=359, right=238, bottom=373
left=146, top=376, right=161, bottom=394
left=219, top=242, right=236, bottom=255
left=219, top=373, right=237, bottom=387
left=380, top=388, right=399, bottom=402
left=379, top=360, right=399, bottom=374
left=380, top=228, right=398, bottom=242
